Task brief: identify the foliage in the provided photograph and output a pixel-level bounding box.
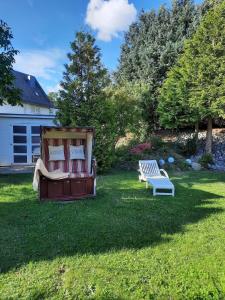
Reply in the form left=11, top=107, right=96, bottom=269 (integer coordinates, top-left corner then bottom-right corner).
left=56, top=31, right=112, bottom=172
left=201, top=0, right=224, bottom=13
left=149, top=135, right=164, bottom=150
left=48, top=91, right=59, bottom=122
left=175, top=136, right=198, bottom=156
left=199, top=153, right=214, bottom=168
left=90, top=96, right=119, bottom=172
left=94, top=83, right=150, bottom=171
left=176, top=160, right=191, bottom=171
left=184, top=138, right=198, bottom=156
left=47, top=91, right=59, bottom=107
left=1, top=172, right=225, bottom=299
left=158, top=1, right=225, bottom=153
left=116, top=0, right=202, bottom=130
left=104, top=81, right=146, bottom=138
left=158, top=65, right=199, bottom=129
left=0, top=20, right=21, bottom=106
left=56, top=31, right=109, bottom=126
left=130, top=143, right=151, bottom=155
left=56, top=32, right=144, bottom=172
left=114, top=135, right=189, bottom=172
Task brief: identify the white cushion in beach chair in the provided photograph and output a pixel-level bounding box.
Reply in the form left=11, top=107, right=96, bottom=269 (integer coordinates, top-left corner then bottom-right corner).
left=138, top=160, right=175, bottom=196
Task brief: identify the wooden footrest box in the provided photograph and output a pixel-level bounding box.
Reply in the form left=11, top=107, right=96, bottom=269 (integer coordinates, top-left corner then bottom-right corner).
left=40, top=176, right=95, bottom=201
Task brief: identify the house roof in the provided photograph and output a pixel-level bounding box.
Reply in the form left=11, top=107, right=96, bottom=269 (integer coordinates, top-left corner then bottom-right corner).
left=12, top=70, right=54, bottom=108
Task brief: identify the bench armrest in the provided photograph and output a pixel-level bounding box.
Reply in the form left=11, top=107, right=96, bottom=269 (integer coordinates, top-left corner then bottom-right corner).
left=160, top=169, right=169, bottom=178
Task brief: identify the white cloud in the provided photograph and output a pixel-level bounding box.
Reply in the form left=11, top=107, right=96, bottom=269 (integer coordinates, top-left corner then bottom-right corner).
left=85, top=0, right=137, bottom=41
left=46, top=83, right=61, bottom=94
left=14, top=48, right=64, bottom=80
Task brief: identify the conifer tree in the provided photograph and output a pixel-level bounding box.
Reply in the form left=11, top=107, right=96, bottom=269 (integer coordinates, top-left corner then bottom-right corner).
left=116, top=0, right=201, bottom=131
left=56, top=31, right=113, bottom=171
left=57, top=31, right=109, bottom=126
left=158, top=1, right=225, bottom=153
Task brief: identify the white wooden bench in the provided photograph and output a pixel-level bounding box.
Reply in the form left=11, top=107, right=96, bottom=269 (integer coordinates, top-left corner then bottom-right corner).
left=139, top=160, right=175, bottom=196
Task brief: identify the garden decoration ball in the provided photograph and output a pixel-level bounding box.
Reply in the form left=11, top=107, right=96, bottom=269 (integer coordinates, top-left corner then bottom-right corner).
left=168, top=157, right=175, bottom=164
left=186, top=159, right=192, bottom=165
left=159, top=159, right=165, bottom=166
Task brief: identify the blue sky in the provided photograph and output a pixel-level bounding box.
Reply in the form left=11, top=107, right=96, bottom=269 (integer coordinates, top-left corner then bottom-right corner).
left=0, top=0, right=202, bottom=93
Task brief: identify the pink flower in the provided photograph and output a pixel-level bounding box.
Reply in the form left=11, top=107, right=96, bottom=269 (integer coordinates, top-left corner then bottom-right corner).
left=130, top=143, right=151, bottom=155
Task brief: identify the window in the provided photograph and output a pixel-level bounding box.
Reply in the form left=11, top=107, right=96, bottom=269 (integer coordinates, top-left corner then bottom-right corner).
left=31, top=126, right=41, bottom=162
left=14, top=146, right=27, bottom=153
left=13, top=125, right=27, bottom=164
left=31, top=106, right=40, bottom=114
left=32, top=146, right=40, bottom=155
left=32, top=136, right=40, bottom=144
left=31, top=126, right=40, bottom=134
left=13, top=126, right=26, bottom=134
left=13, top=125, right=41, bottom=164
left=14, top=155, right=27, bottom=163
left=13, top=135, right=27, bottom=144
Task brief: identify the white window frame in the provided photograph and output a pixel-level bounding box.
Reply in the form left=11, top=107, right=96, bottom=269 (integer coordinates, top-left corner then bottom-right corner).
left=31, top=126, right=41, bottom=162
left=12, top=124, right=29, bottom=164
left=12, top=125, right=40, bottom=164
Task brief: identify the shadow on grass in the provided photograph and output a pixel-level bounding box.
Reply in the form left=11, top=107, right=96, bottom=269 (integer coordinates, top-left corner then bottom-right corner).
left=0, top=171, right=224, bottom=273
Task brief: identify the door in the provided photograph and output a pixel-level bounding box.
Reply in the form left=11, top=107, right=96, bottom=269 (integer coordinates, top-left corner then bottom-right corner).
left=31, top=126, right=40, bottom=163
left=13, top=125, right=28, bottom=164
left=12, top=125, right=41, bottom=164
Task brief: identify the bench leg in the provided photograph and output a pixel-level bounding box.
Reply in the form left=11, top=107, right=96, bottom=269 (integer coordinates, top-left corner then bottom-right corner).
left=153, top=187, right=156, bottom=196
left=146, top=181, right=148, bottom=189
left=153, top=187, right=175, bottom=196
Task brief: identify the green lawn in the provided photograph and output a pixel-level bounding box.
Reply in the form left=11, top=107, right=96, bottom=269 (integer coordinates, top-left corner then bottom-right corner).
left=0, top=171, right=225, bottom=299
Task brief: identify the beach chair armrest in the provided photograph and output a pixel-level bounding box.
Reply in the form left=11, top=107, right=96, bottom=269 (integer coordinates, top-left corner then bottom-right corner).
left=160, top=169, right=169, bottom=178
left=138, top=168, right=143, bottom=176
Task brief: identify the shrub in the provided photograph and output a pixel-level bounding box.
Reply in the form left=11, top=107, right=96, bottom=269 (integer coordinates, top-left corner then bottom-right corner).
left=177, top=160, right=191, bottom=171
left=150, top=135, right=164, bottom=150
left=198, top=153, right=214, bottom=168
left=176, top=136, right=197, bottom=156
left=130, top=143, right=151, bottom=155
left=163, top=162, right=177, bottom=171
left=94, top=124, right=117, bottom=173
left=114, top=136, right=191, bottom=172
left=185, top=138, right=197, bottom=155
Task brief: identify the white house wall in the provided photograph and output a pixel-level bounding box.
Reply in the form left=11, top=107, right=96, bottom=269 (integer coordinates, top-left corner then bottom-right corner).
left=0, top=116, right=55, bottom=166
left=0, top=103, right=56, bottom=115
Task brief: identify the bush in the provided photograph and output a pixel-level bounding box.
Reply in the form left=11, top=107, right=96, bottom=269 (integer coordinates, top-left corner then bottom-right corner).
left=94, top=128, right=116, bottom=173
left=130, top=143, right=151, bottom=155
left=198, top=153, right=214, bottom=168
left=150, top=135, right=164, bottom=150
left=176, top=136, right=197, bottom=156
left=176, top=160, right=191, bottom=171
left=95, top=82, right=147, bottom=172
left=114, top=140, right=153, bottom=170
left=185, top=138, right=198, bottom=155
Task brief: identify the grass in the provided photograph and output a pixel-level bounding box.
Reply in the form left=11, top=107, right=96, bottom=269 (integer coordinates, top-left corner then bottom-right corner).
left=0, top=170, right=225, bottom=299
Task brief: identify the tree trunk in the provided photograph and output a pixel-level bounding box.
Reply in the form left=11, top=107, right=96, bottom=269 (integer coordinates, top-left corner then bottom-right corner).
left=194, top=122, right=199, bottom=144
left=205, top=117, right=213, bottom=154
